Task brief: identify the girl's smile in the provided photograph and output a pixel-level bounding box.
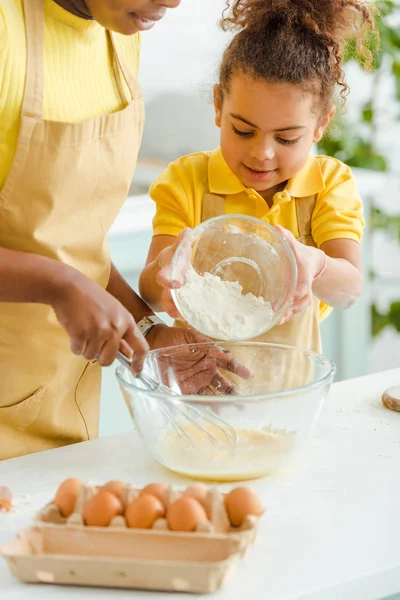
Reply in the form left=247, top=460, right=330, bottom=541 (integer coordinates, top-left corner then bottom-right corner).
left=242, top=164, right=277, bottom=181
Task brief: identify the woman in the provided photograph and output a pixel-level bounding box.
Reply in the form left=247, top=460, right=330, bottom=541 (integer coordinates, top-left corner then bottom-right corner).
left=0, top=0, right=248, bottom=460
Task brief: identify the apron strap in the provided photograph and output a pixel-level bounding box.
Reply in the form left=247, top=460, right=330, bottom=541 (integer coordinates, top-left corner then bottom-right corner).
left=295, top=194, right=318, bottom=247
left=201, top=193, right=225, bottom=221
left=22, top=0, right=45, bottom=119
left=201, top=164, right=226, bottom=221
left=109, top=31, right=139, bottom=102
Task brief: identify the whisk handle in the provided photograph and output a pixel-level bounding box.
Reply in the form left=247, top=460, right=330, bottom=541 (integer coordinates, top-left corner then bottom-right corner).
left=117, top=350, right=132, bottom=370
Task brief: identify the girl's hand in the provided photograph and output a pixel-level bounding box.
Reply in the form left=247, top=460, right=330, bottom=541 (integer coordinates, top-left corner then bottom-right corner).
left=155, top=228, right=191, bottom=318
left=275, top=225, right=326, bottom=323
left=146, top=324, right=252, bottom=395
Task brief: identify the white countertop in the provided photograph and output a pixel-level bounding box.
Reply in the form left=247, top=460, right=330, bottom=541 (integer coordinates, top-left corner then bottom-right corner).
left=1, top=368, right=400, bottom=600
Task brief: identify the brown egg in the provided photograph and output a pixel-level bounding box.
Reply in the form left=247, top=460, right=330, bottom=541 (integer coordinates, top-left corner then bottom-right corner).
left=54, top=478, right=82, bottom=518
left=101, top=480, right=125, bottom=502
left=125, top=494, right=165, bottom=529
left=182, top=483, right=209, bottom=506
left=83, top=490, right=123, bottom=527
left=0, top=486, right=12, bottom=513
left=224, top=487, right=263, bottom=527
left=0, top=499, right=12, bottom=513
left=167, top=497, right=208, bottom=532
left=139, top=483, right=166, bottom=505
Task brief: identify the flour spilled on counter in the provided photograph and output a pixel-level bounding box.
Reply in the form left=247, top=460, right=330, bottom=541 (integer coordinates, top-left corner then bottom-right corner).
left=175, top=266, right=274, bottom=340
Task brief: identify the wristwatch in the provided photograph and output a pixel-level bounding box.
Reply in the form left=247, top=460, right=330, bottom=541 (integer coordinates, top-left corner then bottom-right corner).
left=136, top=315, right=166, bottom=338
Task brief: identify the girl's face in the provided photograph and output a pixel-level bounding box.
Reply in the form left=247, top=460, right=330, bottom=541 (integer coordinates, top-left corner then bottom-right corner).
left=214, top=74, right=333, bottom=200
left=85, top=0, right=181, bottom=35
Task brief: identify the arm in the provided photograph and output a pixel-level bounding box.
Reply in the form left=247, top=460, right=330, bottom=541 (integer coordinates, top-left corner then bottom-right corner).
left=313, top=238, right=363, bottom=308
left=278, top=160, right=365, bottom=319
left=0, top=247, right=148, bottom=371
left=0, top=247, right=72, bottom=304
left=107, top=262, right=157, bottom=321
left=276, top=229, right=364, bottom=321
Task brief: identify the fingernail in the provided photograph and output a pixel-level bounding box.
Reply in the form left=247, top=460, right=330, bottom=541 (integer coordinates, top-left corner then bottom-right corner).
left=171, top=280, right=181, bottom=289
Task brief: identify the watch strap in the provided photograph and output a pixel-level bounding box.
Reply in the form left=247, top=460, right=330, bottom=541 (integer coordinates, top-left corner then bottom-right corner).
left=137, top=315, right=165, bottom=338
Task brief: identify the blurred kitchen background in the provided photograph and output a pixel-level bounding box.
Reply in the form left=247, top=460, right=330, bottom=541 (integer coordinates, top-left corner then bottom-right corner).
left=101, top=0, right=400, bottom=436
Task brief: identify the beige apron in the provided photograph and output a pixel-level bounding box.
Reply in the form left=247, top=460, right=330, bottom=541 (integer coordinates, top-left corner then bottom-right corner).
left=176, top=178, right=322, bottom=393
left=0, top=0, right=144, bottom=460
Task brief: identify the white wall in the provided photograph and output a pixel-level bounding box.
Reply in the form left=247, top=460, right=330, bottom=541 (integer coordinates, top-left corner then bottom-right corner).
left=140, top=0, right=226, bottom=102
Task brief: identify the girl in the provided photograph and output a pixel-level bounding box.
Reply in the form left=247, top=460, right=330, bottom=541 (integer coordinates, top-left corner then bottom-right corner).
left=139, top=0, right=377, bottom=356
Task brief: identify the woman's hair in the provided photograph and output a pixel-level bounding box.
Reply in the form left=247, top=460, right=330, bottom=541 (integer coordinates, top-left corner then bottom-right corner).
left=219, top=0, right=378, bottom=114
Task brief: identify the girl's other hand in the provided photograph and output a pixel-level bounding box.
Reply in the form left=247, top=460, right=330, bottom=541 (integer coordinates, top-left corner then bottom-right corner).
left=275, top=225, right=326, bottom=324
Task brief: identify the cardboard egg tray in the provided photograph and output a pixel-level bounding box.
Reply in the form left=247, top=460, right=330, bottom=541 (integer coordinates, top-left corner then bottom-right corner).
left=2, top=524, right=241, bottom=593
left=2, top=483, right=263, bottom=594
left=36, top=482, right=261, bottom=554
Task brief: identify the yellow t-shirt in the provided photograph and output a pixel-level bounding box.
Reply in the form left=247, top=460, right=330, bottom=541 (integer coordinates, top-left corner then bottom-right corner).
left=0, top=0, right=140, bottom=191
left=150, top=148, right=365, bottom=321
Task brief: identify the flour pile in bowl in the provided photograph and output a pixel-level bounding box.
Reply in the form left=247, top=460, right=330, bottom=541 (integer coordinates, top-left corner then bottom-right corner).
left=175, top=266, right=275, bottom=341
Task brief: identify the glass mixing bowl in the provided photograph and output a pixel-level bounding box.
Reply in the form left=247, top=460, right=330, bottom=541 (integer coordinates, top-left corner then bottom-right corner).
left=115, top=342, right=335, bottom=482
left=170, top=215, right=298, bottom=341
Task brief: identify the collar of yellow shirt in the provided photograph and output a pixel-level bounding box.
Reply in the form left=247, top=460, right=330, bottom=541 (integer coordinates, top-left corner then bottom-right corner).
left=208, top=148, right=324, bottom=210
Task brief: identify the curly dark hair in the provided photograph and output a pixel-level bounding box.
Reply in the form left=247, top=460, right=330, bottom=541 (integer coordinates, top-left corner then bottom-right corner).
left=219, top=0, right=378, bottom=114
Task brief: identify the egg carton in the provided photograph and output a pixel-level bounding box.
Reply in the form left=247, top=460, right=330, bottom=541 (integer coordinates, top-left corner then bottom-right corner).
left=1, top=523, right=242, bottom=593
left=36, top=482, right=262, bottom=556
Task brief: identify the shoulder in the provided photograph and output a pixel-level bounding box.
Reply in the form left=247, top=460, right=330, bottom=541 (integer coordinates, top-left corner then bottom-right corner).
left=170, top=151, right=212, bottom=170
left=314, top=155, right=356, bottom=190
left=0, top=0, right=23, bottom=27
left=0, top=0, right=25, bottom=62
left=0, top=0, right=24, bottom=39
left=0, top=0, right=25, bottom=113
left=152, top=151, right=212, bottom=189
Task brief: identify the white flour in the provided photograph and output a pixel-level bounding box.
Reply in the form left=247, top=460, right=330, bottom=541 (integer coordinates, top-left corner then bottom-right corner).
left=175, top=266, right=274, bottom=340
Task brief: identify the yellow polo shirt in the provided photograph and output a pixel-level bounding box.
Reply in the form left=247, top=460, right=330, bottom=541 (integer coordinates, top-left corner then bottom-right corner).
left=150, top=148, right=365, bottom=321
left=0, top=0, right=140, bottom=191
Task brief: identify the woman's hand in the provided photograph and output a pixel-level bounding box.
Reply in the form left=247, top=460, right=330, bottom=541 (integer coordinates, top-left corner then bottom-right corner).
left=51, top=268, right=149, bottom=373
left=146, top=324, right=252, bottom=395
left=275, top=225, right=326, bottom=323
left=153, top=228, right=191, bottom=318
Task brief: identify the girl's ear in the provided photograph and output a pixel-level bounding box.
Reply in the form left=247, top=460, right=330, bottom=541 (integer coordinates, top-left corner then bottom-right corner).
left=214, top=84, right=222, bottom=128
left=313, top=105, right=336, bottom=143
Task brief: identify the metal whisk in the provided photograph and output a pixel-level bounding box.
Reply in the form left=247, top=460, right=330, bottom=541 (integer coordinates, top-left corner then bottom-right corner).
left=117, top=351, right=237, bottom=450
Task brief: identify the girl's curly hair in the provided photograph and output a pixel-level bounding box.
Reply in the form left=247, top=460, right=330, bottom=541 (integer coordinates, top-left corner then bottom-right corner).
left=219, top=0, right=378, bottom=113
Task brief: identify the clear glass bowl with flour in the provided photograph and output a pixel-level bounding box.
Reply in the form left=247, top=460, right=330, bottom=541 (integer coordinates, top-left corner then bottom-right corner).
left=116, top=342, right=335, bottom=482
left=170, top=215, right=298, bottom=341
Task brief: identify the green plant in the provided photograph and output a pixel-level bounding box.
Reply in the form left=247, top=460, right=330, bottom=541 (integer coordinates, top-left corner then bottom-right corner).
left=372, top=302, right=400, bottom=336
left=370, top=206, right=400, bottom=242
left=317, top=0, right=400, bottom=338
left=319, top=0, right=400, bottom=171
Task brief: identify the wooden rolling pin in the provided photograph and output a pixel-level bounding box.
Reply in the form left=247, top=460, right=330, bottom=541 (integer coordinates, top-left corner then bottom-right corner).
left=382, top=385, right=400, bottom=412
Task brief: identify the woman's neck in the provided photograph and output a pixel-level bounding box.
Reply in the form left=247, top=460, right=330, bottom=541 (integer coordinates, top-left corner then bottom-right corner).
left=53, top=0, right=92, bottom=19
